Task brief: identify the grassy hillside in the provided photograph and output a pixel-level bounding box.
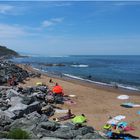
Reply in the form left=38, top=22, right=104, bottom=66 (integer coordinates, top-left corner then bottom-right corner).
left=0, top=45, right=19, bottom=58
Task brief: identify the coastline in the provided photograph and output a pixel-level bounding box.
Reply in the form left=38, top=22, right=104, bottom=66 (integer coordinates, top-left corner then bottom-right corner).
left=32, top=67, right=140, bottom=96
left=18, top=64, right=140, bottom=137
left=12, top=55, right=140, bottom=93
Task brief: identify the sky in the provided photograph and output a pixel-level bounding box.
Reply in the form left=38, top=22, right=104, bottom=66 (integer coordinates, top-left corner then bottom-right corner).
left=0, top=1, right=140, bottom=55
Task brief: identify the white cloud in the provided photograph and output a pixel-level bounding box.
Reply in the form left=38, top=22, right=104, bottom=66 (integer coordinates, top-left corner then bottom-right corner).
left=42, top=18, right=64, bottom=27
left=0, top=23, right=39, bottom=39
left=0, top=4, right=14, bottom=14
left=42, top=20, right=54, bottom=27
left=0, top=24, right=26, bottom=38
left=0, top=4, right=29, bottom=16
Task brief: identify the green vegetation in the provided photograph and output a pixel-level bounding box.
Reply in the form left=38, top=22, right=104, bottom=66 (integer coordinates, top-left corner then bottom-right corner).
left=7, top=128, right=30, bottom=139
left=0, top=45, right=19, bottom=57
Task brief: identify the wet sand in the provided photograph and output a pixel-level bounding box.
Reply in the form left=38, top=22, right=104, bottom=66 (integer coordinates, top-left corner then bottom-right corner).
left=18, top=64, right=140, bottom=137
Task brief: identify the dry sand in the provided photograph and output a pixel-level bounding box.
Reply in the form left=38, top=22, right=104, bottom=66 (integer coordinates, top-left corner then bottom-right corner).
left=18, top=64, right=140, bottom=137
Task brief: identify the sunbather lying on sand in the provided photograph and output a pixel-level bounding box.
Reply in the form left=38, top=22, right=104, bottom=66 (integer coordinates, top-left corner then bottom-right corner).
left=53, top=109, right=75, bottom=122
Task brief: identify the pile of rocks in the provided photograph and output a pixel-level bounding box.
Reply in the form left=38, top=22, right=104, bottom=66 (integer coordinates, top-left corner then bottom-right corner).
left=0, top=60, right=41, bottom=85
left=0, top=85, right=105, bottom=139
left=0, top=61, right=106, bottom=139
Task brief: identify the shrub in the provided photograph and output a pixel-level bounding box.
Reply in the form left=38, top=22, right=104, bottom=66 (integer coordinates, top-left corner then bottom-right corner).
left=7, top=128, right=30, bottom=139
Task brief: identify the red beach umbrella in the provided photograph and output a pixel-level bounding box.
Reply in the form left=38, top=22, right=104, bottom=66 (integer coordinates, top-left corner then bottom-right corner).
left=52, top=85, right=63, bottom=94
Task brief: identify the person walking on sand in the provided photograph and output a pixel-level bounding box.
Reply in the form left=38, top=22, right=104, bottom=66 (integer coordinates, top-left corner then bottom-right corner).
left=49, top=78, right=53, bottom=83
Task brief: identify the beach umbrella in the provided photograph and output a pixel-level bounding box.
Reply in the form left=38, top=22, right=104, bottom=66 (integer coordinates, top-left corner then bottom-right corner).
left=71, top=115, right=86, bottom=124
left=52, top=85, right=63, bottom=94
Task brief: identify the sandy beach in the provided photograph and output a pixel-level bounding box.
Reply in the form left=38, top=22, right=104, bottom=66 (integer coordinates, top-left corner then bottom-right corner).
left=18, top=64, right=140, bottom=137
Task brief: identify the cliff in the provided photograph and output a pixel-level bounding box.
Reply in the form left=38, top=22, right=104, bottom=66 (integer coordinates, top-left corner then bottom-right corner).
left=0, top=45, right=19, bottom=58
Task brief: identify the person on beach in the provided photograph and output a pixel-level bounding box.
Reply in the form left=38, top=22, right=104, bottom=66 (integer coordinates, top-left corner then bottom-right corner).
left=49, top=78, right=53, bottom=83
left=53, top=109, right=75, bottom=122
left=7, top=75, right=17, bottom=86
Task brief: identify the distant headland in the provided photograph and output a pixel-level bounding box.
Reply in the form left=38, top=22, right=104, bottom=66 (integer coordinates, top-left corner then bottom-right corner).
left=0, top=45, right=19, bottom=59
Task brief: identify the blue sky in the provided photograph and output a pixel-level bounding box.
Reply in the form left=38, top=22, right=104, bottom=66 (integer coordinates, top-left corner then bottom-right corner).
left=0, top=1, right=140, bottom=55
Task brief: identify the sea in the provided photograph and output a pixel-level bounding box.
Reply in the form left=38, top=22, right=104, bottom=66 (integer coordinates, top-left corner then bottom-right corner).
left=12, top=55, right=140, bottom=91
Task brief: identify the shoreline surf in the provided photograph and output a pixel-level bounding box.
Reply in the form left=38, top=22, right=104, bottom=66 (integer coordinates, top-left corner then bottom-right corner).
left=31, top=66, right=140, bottom=95
left=11, top=55, right=140, bottom=93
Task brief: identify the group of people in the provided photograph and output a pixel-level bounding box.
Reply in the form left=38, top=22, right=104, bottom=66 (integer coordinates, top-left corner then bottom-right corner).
left=49, top=79, right=87, bottom=127
left=103, top=122, right=138, bottom=139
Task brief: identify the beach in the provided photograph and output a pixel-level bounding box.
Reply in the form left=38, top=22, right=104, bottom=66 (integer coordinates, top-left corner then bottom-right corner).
left=18, top=64, right=140, bottom=137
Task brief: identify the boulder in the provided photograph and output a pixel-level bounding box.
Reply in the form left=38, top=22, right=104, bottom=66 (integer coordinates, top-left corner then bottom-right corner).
left=21, top=96, right=36, bottom=105
left=36, top=86, right=48, bottom=92
left=40, top=121, right=60, bottom=131
left=54, top=95, right=64, bottom=104
left=52, top=125, right=94, bottom=139
left=0, top=61, right=29, bottom=85
left=36, top=92, right=46, bottom=100
left=9, top=112, right=50, bottom=138
left=45, top=95, right=54, bottom=103
left=52, top=129, right=78, bottom=139
left=10, top=112, right=42, bottom=131
left=41, top=105, right=55, bottom=116
left=0, top=113, right=13, bottom=127
left=6, top=89, right=19, bottom=98
left=7, top=96, right=28, bottom=118
left=76, top=126, right=94, bottom=136
left=3, top=110, right=15, bottom=119
left=25, top=101, right=41, bottom=114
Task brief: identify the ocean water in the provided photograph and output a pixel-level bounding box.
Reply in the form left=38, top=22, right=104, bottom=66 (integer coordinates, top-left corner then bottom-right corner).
left=12, top=55, right=140, bottom=91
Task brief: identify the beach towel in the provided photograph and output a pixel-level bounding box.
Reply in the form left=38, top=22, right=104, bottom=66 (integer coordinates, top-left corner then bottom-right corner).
left=132, top=104, right=140, bottom=107
left=64, top=100, right=76, bottom=105
left=117, top=95, right=129, bottom=100
left=55, top=109, right=68, bottom=114
left=106, top=131, right=113, bottom=138
left=63, top=96, right=70, bottom=101
left=123, top=126, right=135, bottom=132
left=56, top=114, right=75, bottom=121
left=114, top=115, right=126, bottom=121
left=107, top=119, right=119, bottom=125
left=69, top=95, right=76, bottom=97
left=137, top=110, right=140, bottom=115
left=121, top=102, right=140, bottom=108
left=107, top=115, right=126, bottom=125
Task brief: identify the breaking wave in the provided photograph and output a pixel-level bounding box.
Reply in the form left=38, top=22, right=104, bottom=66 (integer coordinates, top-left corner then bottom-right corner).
left=71, top=64, right=88, bottom=68
left=63, top=73, right=139, bottom=91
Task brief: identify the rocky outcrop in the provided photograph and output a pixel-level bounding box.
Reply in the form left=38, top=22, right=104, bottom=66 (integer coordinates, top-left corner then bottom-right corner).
left=0, top=85, right=106, bottom=139
left=0, top=45, right=19, bottom=59
left=0, top=60, right=29, bottom=84
left=0, top=60, right=41, bottom=85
